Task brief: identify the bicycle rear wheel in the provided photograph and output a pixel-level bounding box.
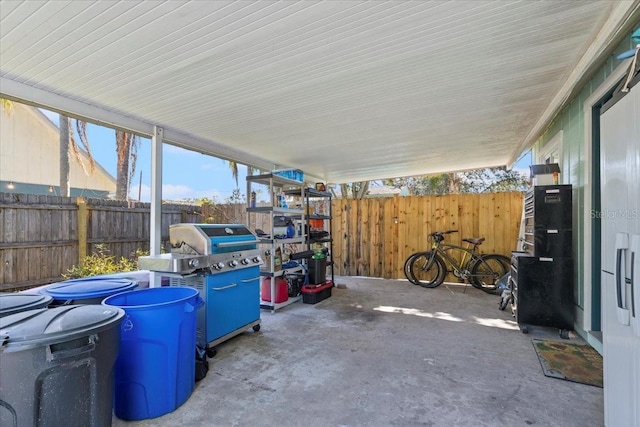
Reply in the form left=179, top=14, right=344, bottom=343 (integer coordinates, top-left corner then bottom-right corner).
left=470, top=254, right=510, bottom=293
left=403, top=252, right=422, bottom=285
left=409, top=252, right=446, bottom=288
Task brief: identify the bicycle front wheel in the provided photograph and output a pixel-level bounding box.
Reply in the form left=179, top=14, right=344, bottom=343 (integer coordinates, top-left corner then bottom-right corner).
left=404, top=252, right=423, bottom=285
left=409, top=252, right=446, bottom=288
left=470, top=254, right=510, bottom=293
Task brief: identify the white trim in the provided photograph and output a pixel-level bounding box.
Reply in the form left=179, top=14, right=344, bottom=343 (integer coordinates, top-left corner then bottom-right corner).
left=536, top=130, right=563, bottom=180
left=150, top=126, right=163, bottom=258
left=582, top=61, right=631, bottom=334
left=508, top=1, right=640, bottom=165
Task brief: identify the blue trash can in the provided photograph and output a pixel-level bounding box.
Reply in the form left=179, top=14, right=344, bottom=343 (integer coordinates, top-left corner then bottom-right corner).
left=102, top=286, right=203, bottom=421
left=41, top=277, right=138, bottom=305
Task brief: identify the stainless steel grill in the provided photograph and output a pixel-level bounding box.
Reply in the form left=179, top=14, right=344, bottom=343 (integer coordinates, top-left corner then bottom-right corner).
left=138, top=223, right=263, bottom=353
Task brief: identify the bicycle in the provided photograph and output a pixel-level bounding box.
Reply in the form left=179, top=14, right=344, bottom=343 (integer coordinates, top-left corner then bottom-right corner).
left=405, top=230, right=510, bottom=293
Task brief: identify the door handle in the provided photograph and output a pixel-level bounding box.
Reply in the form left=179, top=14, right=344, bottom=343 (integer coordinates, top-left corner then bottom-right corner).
left=615, top=233, right=630, bottom=325
left=631, top=234, right=640, bottom=336
left=212, top=283, right=237, bottom=291
left=240, top=277, right=260, bottom=283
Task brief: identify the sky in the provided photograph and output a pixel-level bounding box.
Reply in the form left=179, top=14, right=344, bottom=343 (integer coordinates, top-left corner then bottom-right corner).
left=41, top=109, right=248, bottom=203
left=40, top=109, right=531, bottom=203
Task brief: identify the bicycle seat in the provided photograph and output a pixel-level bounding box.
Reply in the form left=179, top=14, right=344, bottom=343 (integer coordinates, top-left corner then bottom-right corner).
left=463, top=237, right=485, bottom=245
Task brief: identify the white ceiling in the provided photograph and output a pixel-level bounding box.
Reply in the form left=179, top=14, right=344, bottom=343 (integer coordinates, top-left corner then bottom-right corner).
left=1, top=1, right=638, bottom=183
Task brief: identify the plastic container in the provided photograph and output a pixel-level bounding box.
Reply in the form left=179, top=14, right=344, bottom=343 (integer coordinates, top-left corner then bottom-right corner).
left=261, top=277, right=288, bottom=303
left=0, top=293, right=53, bottom=317
left=302, top=281, right=333, bottom=304
left=102, top=287, right=202, bottom=421
left=308, top=257, right=327, bottom=285
left=0, top=305, right=125, bottom=427
left=41, top=277, right=138, bottom=305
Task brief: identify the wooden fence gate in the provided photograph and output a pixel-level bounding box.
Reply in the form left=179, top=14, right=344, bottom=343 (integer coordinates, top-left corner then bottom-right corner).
left=331, top=192, right=524, bottom=280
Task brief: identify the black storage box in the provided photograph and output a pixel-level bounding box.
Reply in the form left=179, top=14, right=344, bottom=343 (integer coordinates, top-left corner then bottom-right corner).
left=308, top=257, right=327, bottom=284
left=302, top=282, right=332, bottom=304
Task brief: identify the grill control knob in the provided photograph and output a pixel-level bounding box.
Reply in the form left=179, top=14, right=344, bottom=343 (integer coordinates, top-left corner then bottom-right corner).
left=214, top=262, right=225, bottom=270
left=241, top=258, right=250, bottom=265
left=188, top=258, right=200, bottom=268
left=252, top=257, right=261, bottom=263
left=229, top=260, right=238, bottom=268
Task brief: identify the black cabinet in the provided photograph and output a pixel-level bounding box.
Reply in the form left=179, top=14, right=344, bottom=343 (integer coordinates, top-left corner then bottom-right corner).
left=510, top=254, right=574, bottom=330
left=522, top=185, right=572, bottom=258
left=512, top=184, right=574, bottom=332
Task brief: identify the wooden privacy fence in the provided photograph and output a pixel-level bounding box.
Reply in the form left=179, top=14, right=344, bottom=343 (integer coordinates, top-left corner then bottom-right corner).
left=1, top=192, right=524, bottom=290
left=331, top=192, right=524, bottom=280
left=0, top=193, right=201, bottom=291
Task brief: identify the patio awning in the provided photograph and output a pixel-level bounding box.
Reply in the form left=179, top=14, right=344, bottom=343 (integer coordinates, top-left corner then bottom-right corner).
left=1, top=1, right=638, bottom=183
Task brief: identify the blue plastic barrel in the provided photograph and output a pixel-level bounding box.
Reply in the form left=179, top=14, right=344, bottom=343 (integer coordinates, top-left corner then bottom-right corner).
left=102, top=287, right=203, bottom=421
left=41, top=277, right=138, bottom=304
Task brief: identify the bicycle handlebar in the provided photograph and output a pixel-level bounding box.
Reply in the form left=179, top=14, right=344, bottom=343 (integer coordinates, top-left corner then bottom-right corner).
left=429, top=230, right=458, bottom=237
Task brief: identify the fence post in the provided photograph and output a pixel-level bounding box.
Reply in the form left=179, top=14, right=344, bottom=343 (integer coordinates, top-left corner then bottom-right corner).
left=77, top=197, right=88, bottom=265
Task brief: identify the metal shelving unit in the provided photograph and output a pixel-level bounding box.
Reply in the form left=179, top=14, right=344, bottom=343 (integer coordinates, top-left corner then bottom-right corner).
left=246, top=173, right=306, bottom=312
left=302, top=188, right=334, bottom=285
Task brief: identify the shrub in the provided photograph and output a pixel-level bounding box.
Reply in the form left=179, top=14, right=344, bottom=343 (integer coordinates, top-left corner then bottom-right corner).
left=63, top=244, right=148, bottom=279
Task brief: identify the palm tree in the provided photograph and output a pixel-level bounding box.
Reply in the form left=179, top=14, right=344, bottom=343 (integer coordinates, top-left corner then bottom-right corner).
left=59, top=116, right=95, bottom=196
left=1, top=98, right=14, bottom=115
left=115, top=130, right=139, bottom=200
left=227, top=161, right=258, bottom=185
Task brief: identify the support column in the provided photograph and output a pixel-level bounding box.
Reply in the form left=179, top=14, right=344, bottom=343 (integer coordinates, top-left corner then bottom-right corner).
left=150, top=126, right=163, bottom=287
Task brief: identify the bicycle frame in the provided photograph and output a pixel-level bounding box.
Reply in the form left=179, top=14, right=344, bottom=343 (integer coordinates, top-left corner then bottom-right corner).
left=430, top=240, right=483, bottom=279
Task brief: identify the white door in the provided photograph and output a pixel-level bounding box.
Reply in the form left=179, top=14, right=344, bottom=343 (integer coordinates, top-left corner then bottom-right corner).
left=600, top=82, right=640, bottom=427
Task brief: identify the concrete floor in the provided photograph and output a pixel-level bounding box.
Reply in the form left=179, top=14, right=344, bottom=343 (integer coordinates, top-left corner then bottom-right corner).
left=112, top=276, right=603, bottom=427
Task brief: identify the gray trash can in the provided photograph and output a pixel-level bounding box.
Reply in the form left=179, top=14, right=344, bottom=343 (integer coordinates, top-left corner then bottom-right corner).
left=0, top=305, right=125, bottom=427
left=0, top=293, right=53, bottom=317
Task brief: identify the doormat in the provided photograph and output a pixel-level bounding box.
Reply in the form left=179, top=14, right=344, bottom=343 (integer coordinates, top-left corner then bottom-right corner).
left=531, top=339, right=603, bottom=388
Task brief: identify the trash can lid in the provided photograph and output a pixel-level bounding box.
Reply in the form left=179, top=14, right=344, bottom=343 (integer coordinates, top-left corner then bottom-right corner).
left=0, top=305, right=124, bottom=352
left=0, top=293, right=53, bottom=317
left=42, top=278, right=138, bottom=300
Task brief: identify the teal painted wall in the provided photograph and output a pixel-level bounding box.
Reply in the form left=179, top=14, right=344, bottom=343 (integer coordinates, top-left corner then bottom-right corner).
left=532, top=25, right=638, bottom=316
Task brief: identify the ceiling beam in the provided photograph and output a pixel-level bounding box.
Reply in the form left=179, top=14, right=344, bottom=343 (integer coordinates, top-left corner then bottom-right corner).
left=1, top=77, right=325, bottom=181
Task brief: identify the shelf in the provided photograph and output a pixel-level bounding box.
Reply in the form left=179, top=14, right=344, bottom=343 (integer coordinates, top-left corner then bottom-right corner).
left=246, top=173, right=304, bottom=187
left=247, top=207, right=304, bottom=215
left=260, top=265, right=304, bottom=277
left=259, top=237, right=306, bottom=244
left=260, top=295, right=302, bottom=311
left=310, top=237, right=333, bottom=244
left=307, top=214, right=331, bottom=220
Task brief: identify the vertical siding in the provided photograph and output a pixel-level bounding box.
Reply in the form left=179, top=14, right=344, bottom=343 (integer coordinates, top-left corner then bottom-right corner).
left=530, top=28, right=638, bottom=312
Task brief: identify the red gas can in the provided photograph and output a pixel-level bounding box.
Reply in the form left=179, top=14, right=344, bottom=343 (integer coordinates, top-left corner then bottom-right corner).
left=261, top=277, right=288, bottom=303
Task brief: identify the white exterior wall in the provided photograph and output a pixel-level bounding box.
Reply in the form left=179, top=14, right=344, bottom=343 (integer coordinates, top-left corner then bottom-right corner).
left=0, top=103, right=115, bottom=192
